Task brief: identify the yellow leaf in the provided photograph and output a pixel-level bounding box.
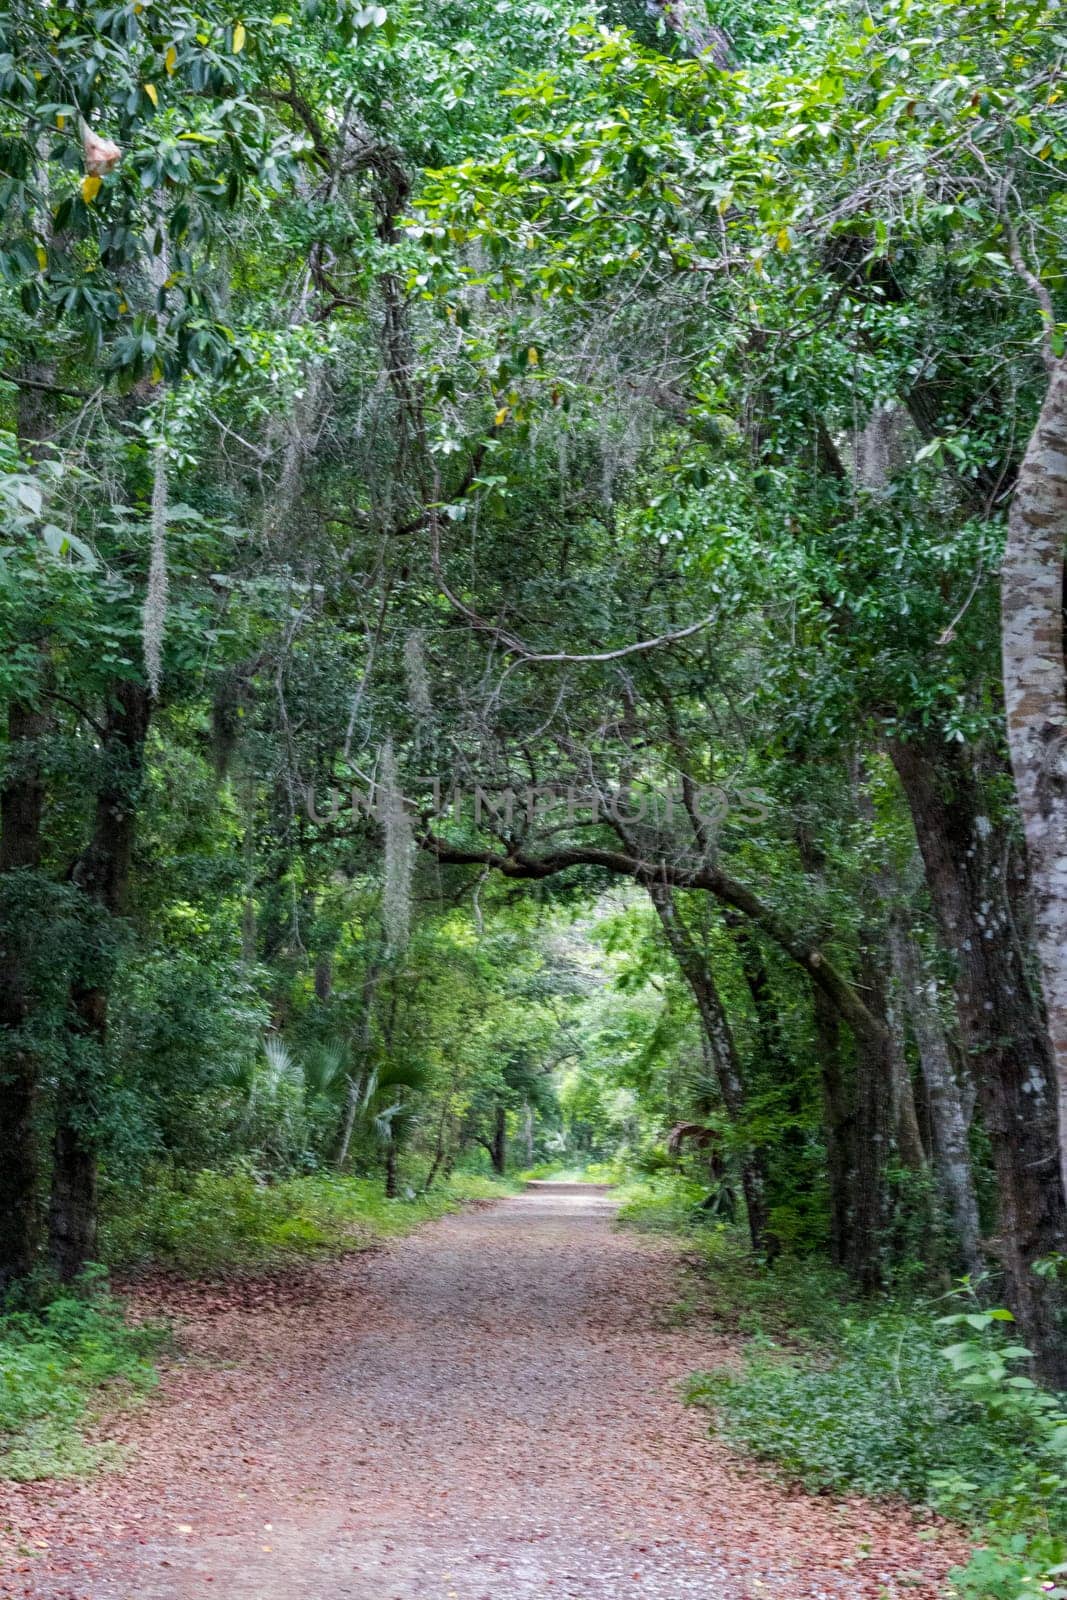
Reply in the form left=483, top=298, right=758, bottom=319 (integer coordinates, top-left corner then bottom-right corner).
left=527, top=346, right=539, bottom=367
left=776, top=227, right=791, bottom=253
left=117, top=299, right=128, bottom=313
left=151, top=362, right=164, bottom=383
left=81, top=174, right=101, bottom=203
left=56, top=113, right=65, bottom=130
left=165, top=44, right=177, bottom=73
left=144, top=81, right=158, bottom=106
left=36, top=245, right=47, bottom=269
left=233, top=20, right=246, bottom=51
left=494, top=406, right=509, bottom=427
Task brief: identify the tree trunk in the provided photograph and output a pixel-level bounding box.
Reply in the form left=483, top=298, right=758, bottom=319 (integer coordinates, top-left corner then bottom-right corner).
left=0, top=371, right=57, bottom=1289
left=313, top=954, right=333, bottom=1003
left=335, top=961, right=381, bottom=1170
left=47, top=1086, right=99, bottom=1282
left=846, top=948, right=893, bottom=1292
left=335, top=1072, right=366, bottom=1173
left=887, top=992, right=927, bottom=1174
left=794, top=820, right=857, bottom=1268
left=887, top=913, right=983, bottom=1279
left=49, top=681, right=151, bottom=1281
left=0, top=698, right=49, bottom=1288
left=814, top=986, right=853, bottom=1268
left=384, top=1136, right=398, bottom=1198
left=490, top=1102, right=507, bottom=1176
left=891, top=736, right=1067, bottom=1382
left=423, top=1106, right=453, bottom=1193
left=648, top=880, right=776, bottom=1256
left=1001, top=357, right=1067, bottom=1207
left=423, top=1148, right=445, bottom=1192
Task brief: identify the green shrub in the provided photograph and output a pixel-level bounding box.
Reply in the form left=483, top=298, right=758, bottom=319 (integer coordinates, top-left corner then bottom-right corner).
left=0, top=1283, right=164, bottom=1480
left=688, top=1308, right=1067, bottom=1598
left=624, top=1176, right=1067, bottom=1600
left=100, top=1167, right=515, bottom=1275
left=519, top=1160, right=623, bottom=1182
left=687, top=1311, right=1008, bottom=1500
left=616, top=1176, right=711, bottom=1232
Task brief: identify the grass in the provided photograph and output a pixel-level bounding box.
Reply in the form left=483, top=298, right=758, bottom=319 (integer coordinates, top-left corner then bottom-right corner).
left=519, top=1160, right=621, bottom=1183
left=620, top=1176, right=1067, bottom=1600
left=100, top=1167, right=516, bottom=1276
left=0, top=1283, right=165, bottom=1480
left=619, top=1178, right=853, bottom=1344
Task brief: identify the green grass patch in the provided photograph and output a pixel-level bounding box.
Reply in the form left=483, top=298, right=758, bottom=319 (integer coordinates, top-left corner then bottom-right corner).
left=519, top=1160, right=622, bottom=1183
left=100, top=1167, right=516, bottom=1276
left=0, top=1285, right=164, bottom=1481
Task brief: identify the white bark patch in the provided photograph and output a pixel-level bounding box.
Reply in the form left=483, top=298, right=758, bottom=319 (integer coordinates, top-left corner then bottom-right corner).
left=1002, top=358, right=1067, bottom=1201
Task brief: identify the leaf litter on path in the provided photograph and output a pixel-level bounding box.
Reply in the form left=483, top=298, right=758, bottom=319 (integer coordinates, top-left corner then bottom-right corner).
left=0, top=1190, right=965, bottom=1599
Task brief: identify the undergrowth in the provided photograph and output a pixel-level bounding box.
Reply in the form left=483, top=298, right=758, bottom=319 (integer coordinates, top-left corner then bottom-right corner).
left=0, top=1279, right=164, bottom=1480
left=100, top=1167, right=514, bottom=1275
left=620, top=1178, right=1067, bottom=1600
left=519, top=1160, right=622, bottom=1183
left=0, top=1170, right=511, bottom=1483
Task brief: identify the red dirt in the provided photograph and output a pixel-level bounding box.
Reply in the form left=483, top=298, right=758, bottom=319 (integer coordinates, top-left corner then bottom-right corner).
left=0, top=1191, right=965, bottom=1599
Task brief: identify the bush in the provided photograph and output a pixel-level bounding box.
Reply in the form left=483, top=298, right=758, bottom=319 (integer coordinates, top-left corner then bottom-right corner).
left=100, top=1167, right=514, bottom=1275
left=686, top=1311, right=1007, bottom=1500
left=0, top=1282, right=164, bottom=1480
left=623, top=1178, right=1067, bottom=1600
left=616, top=1176, right=711, bottom=1232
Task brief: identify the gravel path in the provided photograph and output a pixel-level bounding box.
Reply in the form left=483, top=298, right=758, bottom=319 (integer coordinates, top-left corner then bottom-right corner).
left=1, top=1190, right=962, bottom=1599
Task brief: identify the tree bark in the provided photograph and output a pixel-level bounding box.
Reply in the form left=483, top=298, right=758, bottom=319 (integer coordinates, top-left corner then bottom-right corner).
left=490, top=1102, right=507, bottom=1176
left=335, top=961, right=381, bottom=1170
left=794, top=821, right=857, bottom=1268
left=49, top=681, right=151, bottom=1281
left=889, top=1025, right=927, bottom=1176
left=0, top=370, right=57, bottom=1288
left=814, top=986, right=853, bottom=1268
left=846, top=948, right=893, bottom=1292
left=647, top=880, right=776, bottom=1256
left=1001, top=357, right=1067, bottom=1206
left=887, top=913, right=983, bottom=1279
left=423, top=1105, right=453, bottom=1192
left=47, top=1082, right=99, bottom=1283
left=0, top=698, right=49, bottom=1288
left=891, top=735, right=1067, bottom=1382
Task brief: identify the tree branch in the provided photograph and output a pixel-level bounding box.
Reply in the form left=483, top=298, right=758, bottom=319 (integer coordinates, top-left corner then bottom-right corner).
left=420, top=830, right=884, bottom=1043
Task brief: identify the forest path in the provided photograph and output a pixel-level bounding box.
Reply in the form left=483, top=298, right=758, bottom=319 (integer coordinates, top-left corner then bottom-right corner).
left=2, top=1191, right=961, bottom=1600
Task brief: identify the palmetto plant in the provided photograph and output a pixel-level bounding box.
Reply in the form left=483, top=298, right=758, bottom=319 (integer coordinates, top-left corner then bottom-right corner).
left=334, top=1056, right=430, bottom=1176
left=227, top=1033, right=429, bottom=1179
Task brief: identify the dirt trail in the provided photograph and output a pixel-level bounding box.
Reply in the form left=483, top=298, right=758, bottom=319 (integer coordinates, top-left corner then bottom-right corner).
left=1, top=1191, right=961, bottom=1599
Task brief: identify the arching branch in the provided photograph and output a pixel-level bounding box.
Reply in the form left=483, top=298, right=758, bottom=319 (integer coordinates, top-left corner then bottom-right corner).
left=420, top=830, right=884, bottom=1044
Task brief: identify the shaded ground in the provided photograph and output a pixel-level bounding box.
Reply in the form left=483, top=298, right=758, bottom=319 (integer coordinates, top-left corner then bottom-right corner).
left=0, top=1190, right=963, bottom=1599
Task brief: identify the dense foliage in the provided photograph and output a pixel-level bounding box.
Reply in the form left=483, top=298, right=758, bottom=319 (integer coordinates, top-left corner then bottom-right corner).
left=2, top=0, right=1067, bottom=1589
